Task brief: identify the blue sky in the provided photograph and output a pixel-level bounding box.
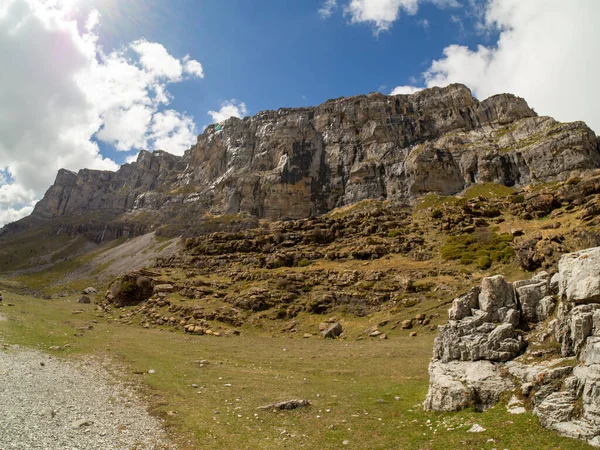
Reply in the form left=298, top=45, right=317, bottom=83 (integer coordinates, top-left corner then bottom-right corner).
left=0, top=0, right=599, bottom=224
left=88, top=0, right=494, bottom=164
left=97, top=0, right=488, bottom=139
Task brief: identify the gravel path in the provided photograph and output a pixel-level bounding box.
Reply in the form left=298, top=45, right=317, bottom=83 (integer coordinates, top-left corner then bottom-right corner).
left=0, top=342, right=176, bottom=450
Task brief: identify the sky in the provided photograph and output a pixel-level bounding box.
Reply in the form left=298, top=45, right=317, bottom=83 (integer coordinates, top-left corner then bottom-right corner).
left=1, top=0, right=599, bottom=225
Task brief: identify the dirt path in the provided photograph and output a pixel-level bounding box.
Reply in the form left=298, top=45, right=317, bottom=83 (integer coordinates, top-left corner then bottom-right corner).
left=0, top=344, right=176, bottom=450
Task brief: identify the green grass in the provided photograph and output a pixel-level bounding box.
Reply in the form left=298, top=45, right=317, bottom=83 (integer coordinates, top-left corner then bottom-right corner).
left=0, top=292, right=593, bottom=449
left=441, top=229, right=515, bottom=267
left=462, top=183, right=515, bottom=199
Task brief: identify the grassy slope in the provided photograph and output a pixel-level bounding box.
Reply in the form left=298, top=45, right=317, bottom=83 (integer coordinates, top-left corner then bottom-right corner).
left=1, top=180, right=598, bottom=449
left=0, top=292, right=591, bottom=450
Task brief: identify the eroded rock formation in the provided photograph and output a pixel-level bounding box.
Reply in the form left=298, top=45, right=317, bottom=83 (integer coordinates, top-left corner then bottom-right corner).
left=425, top=247, right=600, bottom=447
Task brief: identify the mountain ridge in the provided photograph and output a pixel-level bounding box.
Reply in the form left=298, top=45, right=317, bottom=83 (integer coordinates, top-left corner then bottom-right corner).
left=7, top=83, right=600, bottom=240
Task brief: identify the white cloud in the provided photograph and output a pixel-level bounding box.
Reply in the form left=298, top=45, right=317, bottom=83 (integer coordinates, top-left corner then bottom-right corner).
left=0, top=0, right=205, bottom=226
left=342, top=0, right=459, bottom=32
left=419, top=0, right=600, bottom=133
left=208, top=100, right=248, bottom=123
left=319, top=0, right=338, bottom=18
left=130, top=39, right=184, bottom=80
left=0, top=183, right=36, bottom=226
left=390, top=1, right=600, bottom=134
left=184, top=57, right=204, bottom=78
left=391, top=85, right=423, bottom=95
left=125, top=153, right=140, bottom=164
left=96, top=104, right=154, bottom=151
left=150, top=110, right=197, bottom=154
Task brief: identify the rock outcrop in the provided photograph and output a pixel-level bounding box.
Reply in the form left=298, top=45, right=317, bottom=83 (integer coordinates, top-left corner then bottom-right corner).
left=425, top=247, right=600, bottom=447
left=18, top=84, right=600, bottom=237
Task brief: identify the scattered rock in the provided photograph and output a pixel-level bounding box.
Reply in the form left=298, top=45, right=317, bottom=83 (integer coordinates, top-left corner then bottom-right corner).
left=258, top=399, right=311, bottom=411
left=321, top=322, right=343, bottom=339
left=78, top=296, right=91, bottom=304
left=467, top=424, right=486, bottom=433
left=72, top=419, right=93, bottom=429
left=154, top=284, right=174, bottom=294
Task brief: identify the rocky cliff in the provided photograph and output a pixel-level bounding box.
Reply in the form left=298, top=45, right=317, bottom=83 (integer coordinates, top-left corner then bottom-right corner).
left=25, top=84, right=600, bottom=235
left=425, top=247, right=600, bottom=447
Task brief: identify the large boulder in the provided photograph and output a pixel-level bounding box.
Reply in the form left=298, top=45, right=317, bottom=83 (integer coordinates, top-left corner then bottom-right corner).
left=514, top=271, right=556, bottom=323
left=434, top=275, right=524, bottom=363
left=320, top=322, right=343, bottom=339
left=105, top=272, right=155, bottom=307
left=423, top=360, right=513, bottom=412
left=559, top=247, right=600, bottom=304
left=556, top=304, right=600, bottom=357
left=426, top=248, right=600, bottom=447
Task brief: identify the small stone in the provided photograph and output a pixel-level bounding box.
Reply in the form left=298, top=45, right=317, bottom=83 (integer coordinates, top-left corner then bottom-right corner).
left=40, top=407, right=55, bottom=419
left=467, top=424, right=486, bottom=433
left=148, top=369, right=156, bottom=374
left=72, top=419, right=93, bottom=428
left=369, top=330, right=382, bottom=337
left=409, top=332, right=417, bottom=337
left=342, top=440, right=350, bottom=445
left=510, top=228, right=524, bottom=236
left=401, top=320, right=413, bottom=329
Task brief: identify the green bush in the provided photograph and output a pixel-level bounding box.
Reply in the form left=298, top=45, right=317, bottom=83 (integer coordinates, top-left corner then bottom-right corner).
left=511, top=194, right=525, bottom=204
left=441, top=229, right=514, bottom=268
left=476, top=255, right=492, bottom=270
left=387, top=229, right=402, bottom=238
left=431, top=209, right=443, bottom=219
left=297, top=258, right=310, bottom=267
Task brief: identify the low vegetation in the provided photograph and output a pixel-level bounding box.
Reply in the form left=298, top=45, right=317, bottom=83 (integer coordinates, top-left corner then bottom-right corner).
left=441, top=229, right=515, bottom=267
left=3, top=174, right=600, bottom=448
left=0, top=292, right=592, bottom=449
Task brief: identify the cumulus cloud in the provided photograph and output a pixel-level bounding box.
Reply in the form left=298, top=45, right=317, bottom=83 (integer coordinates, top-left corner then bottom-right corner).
left=0, top=183, right=36, bottom=226
left=390, top=0, right=600, bottom=133
left=0, top=0, right=204, bottom=225
left=319, top=0, right=338, bottom=18
left=339, top=0, right=458, bottom=32
left=184, top=57, right=205, bottom=78
left=391, top=85, right=423, bottom=95
left=150, top=110, right=197, bottom=154
left=208, top=100, right=248, bottom=123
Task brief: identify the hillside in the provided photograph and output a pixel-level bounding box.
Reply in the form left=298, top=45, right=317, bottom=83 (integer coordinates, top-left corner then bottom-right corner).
left=4, top=84, right=599, bottom=243
left=2, top=85, right=600, bottom=449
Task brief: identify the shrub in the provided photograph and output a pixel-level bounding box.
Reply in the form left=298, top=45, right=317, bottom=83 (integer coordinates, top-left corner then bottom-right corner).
left=441, top=229, right=514, bottom=268
left=511, top=194, right=525, bottom=204
left=388, top=229, right=402, bottom=238
left=476, top=255, right=492, bottom=270
left=297, top=258, right=310, bottom=267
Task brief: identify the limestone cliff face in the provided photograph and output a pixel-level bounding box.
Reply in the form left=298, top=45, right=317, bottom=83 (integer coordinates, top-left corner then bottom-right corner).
left=30, top=84, right=600, bottom=228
